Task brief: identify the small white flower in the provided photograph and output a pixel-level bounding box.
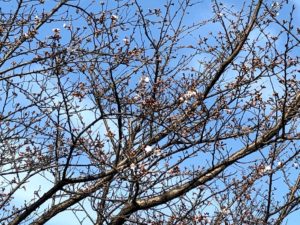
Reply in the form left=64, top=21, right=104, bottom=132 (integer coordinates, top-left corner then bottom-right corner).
left=145, top=145, right=152, bottom=153
left=139, top=76, right=150, bottom=84
left=186, top=90, right=197, bottom=97
left=24, top=33, right=29, bottom=38
left=111, top=14, right=118, bottom=21
left=143, top=76, right=150, bottom=83
left=264, top=165, right=272, bottom=172
left=222, top=208, right=230, bottom=215
left=181, top=90, right=197, bottom=102
left=225, top=109, right=232, bottom=114
left=277, top=161, right=283, bottom=167
left=123, top=38, right=130, bottom=45
left=130, top=163, right=136, bottom=170
left=63, top=23, right=71, bottom=29
left=133, top=94, right=140, bottom=101
left=272, top=2, right=280, bottom=8
left=154, top=148, right=161, bottom=156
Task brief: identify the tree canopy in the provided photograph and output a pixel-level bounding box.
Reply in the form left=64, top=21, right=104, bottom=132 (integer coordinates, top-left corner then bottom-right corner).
left=1, top=0, right=300, bottom=224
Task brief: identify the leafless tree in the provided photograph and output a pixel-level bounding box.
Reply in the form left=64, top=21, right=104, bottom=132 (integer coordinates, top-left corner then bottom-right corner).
left=1, top=0, right=300, bottom=224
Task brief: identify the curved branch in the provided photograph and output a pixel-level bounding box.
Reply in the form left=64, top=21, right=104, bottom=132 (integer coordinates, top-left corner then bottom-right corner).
left=110, top=91, right=300, bottom=224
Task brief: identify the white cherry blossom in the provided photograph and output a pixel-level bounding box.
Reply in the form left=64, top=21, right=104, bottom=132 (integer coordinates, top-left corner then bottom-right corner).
left=145, top=145, right=152, bottom=153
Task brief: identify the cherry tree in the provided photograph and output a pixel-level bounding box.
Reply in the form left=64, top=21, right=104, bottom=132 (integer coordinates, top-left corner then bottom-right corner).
left=1, top=0, right=300, bottom=224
